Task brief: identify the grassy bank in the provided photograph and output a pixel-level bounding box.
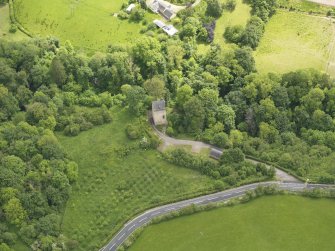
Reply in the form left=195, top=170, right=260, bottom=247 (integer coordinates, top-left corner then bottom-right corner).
left=58, top=108, right=215, bottom=250
left=128, top=195, right=335, bottom=251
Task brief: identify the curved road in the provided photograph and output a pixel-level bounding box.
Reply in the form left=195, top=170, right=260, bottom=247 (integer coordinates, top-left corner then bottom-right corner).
left=101, top=181, right=334, bottom=251
left=151, top=123, right=299, bottom=183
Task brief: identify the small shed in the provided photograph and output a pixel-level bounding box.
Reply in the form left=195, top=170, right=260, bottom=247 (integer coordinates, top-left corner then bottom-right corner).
left=152, top=100, right=167, bottom=126
left=126, top=3, right=136, bottom=13
left=209, top=148, right=223, bottom=160
left=153, top=19, right=165, bottom=28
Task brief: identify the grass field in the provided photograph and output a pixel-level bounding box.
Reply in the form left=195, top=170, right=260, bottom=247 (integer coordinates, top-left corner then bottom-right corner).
left=58, top=108, right=216, bottom=251
left=277, top=0, right=335, bottom=15
left=0, top=4, right=28, bottom=41
left=13, top=0, right=156, bottom=50
left=129, top=195, right=335, bottom=251
left=254, top=10, right=335, bottom=76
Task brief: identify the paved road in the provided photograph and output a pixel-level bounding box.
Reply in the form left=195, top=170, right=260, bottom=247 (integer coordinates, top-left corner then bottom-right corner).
left=100, top=181, right=334, bottom=251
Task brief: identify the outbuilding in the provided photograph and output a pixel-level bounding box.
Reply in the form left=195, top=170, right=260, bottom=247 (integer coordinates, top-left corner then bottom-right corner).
left=152, top=100, right=167, bottom=126
left=153, top=19, right=178, bottom=36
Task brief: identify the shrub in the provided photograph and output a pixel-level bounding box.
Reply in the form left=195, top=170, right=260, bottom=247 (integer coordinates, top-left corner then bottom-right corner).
left=220, top=148, right=245, bottom=164
left=206, top=0, right=223, bottom=18
left=126, top=123, right=142, bottom=140
left=118, top=10, right=129, bottom=20
left=224, top=25, right=244, bottom=44
left=225, top=0, right=236, bottom=11
left=64, top=124, right=80, bottom=136
left=9, top=24, right=17, bottom=33
left=130, top=7, right=145, bottom=22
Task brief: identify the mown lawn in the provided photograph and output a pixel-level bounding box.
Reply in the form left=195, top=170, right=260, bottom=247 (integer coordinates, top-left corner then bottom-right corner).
left=58, top=108, right=215, bottom=251
left=13, top=0, right=156, bottom=50
left=254, top=10, right=335, bottom=76
left=129, top=195, right=335, bottom=251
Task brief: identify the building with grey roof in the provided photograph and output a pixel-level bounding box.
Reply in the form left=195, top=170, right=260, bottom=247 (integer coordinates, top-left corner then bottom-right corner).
left=152, top=100, right=167, bottom=125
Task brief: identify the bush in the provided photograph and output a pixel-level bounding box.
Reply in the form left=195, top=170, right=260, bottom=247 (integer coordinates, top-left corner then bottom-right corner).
left=224, top=25, right=244, bottom=44
left=64, top=124, right=80, bottom=136
left=9, top=24, right=17, bottom=33
left=118, top=10, right=129, bottom=20
left=130, top=7, right=145, bottom=22
left=206, top=0, right=223, bottom=18
left=126, top=124, right=142, bottom=140
left=225, top=0, right=236, bottom=11
left=220, top=148, right=245, bottom=164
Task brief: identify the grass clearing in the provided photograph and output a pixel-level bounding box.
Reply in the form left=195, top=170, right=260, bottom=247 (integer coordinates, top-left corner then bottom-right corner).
left=214, top=0, right=251, bottom=49
left=129, top=195, right=335, bottom=251
left=197, top=0, right=251, bottom=54
left=58, top=108, right=215, bottom=251
left=254, top=10, right=335, bottom=76
left=13, top=0, right=156, bottom=50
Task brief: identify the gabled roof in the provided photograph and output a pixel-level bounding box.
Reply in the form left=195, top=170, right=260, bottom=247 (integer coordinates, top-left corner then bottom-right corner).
left=163, top=25, right=178, bottom=36
left=153, top=20, right=178, bottom=36
left=153, top=19, right=165, bottom=28
left=152, top=100, right=166, bottom=112
left=161, top=8, right=174, bottom=19
left=209, top=148, right=223, bottom=160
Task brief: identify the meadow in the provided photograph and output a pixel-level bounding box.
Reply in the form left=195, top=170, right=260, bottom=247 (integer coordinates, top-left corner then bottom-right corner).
left=13, top=0, right=156, bottom=50
left=58, top=108, right=216, bottom=251
left=277, top=0, right=335, bottom=15
left=129, top=195, right=335, bottom=251
left=0, top=4, right=27, bottom=41
left=254, top=10, right=335, bottom=76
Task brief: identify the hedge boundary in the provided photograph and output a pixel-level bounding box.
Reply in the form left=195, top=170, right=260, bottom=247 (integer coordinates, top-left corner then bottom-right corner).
left=8, top=0, right=33, bottom=38
left=245, top=154, right=305, bottom=182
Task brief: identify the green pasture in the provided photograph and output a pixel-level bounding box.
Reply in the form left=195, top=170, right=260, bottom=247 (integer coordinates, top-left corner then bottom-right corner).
left=129, top=195, right=335, bottom=251
left=58, top=108, right=215, bottom=251
left=254, top=10, right=335, bottom=76
left=13, top=0, right=156, bottom=50
left=0, top=4, right=27, bottom=41
left=277, top=0, right=335, bottom=15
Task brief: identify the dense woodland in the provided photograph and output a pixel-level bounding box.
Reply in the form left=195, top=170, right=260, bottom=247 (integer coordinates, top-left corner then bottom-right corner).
left=0, top=0, right=335, bottom=250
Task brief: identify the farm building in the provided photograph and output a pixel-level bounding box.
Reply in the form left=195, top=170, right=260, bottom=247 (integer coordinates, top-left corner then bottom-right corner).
left=152, top=100, right=167, bottom=126
left=126, top=3, right=136, bottom=12
left=153, top=20, right=178, bottom=36
left=148, top=0, right=176, bottom=20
